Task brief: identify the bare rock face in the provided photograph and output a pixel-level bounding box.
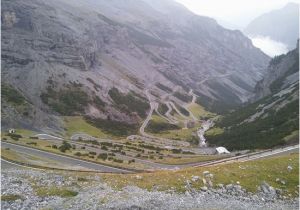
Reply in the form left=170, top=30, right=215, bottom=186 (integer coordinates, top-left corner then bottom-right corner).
left=254, top=42, right=299, bottom=100
left=1, top=0, right=269, bottom=131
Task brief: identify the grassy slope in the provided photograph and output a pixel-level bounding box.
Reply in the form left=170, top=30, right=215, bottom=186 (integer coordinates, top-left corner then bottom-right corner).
left=186, top=103, right=215, bottom=119
left=154, top=154, right=229, bottom=165
left=146, top=114, right=200, bottom=142
left=102, top=153, right=299, bottom=195
left=206, top=81, right=299, bottom=150
left=64, top=116, right=110, bottom=138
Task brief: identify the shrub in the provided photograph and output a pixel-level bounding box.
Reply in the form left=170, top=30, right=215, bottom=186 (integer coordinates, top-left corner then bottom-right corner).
left=108, top=87, right=149, bottom=118
left=89, top=151, right=96, bottom=155
left=1, top=194, right=23, bottom=201
left=74, top=152, right=82, bottom=156
left=155, top=83, right=172, bottom=93
left=113, top=158, right=123, bottom=163
left=171, top=149, right=182, bottom=154
left=158, top=103, right=168, bottom=114
left=26, top=142, right=37, bottom=146
left=52, top=145, right=58, bottom=149
left=93, top=96, right=106, bottom=109
left=7, top=133, right=22, bottom=141
left=1, top=84, right=26, bottom=105
left=77, top=177, right=88, bottom=182
left=179, top=106, right=190, bottom=117
left=97, top=153, right=108, bottom=160
left=128, top=159, right=135, bottom=164
left=58, top=141, right=72, bottom=153
left=40, top=85, right=89, bottom=115
left=173, top=92, right=192, bottom=103
left=101, top=146, right=108, bottom=150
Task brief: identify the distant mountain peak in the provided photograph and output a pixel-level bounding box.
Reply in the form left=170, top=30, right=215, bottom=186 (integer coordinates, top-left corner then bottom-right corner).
left=244, top=3, right=299, bottom=49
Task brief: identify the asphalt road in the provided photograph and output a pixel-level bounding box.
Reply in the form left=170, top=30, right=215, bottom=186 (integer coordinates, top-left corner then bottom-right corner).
left=1, top=158, right=21, bottom=170
left=1, top=142, right=132, bottom=173
left=2, top=141, right=298, bottom=173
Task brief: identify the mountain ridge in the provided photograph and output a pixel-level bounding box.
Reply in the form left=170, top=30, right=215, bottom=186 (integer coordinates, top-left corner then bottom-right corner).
left=1, top=0, right=269, bottom=133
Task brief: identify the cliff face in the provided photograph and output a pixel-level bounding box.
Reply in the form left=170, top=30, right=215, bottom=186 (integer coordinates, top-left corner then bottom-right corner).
left=254, top=41, right=299, bottom=100
left=1, top=0, right=269, bottom=132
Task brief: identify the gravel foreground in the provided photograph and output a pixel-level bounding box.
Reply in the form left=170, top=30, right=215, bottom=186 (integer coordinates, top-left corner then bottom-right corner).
left=1, top=169, right=299, bottom=210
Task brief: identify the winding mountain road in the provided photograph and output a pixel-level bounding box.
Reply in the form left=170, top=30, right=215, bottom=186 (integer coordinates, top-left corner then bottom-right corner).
left=2, top=141, right=298, bottom=173
left=1, top=141, right=131, bottom=173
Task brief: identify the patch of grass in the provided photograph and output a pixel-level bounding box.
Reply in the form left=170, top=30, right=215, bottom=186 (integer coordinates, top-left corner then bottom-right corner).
left=155, top=154, right=229, bottom=165
left=85, top=117, right=139, bottom=137
left=1, top=148, right=22, bottom=161
left=1, top=194, right=23, bottom=201
left=146, top=115, right=201, bottom=142
left=155, top=83, right=172, bottom=93
left=15, top=129, right=37, bottom=137
left=283, top=130, right=299, bottom=144
left=205, top=127, right=224, bottom=136
left=151, top=114, right=169, bottom=124
left=186, top=103, right=215, bottom=119
left=149, top=127, right=197, bottom=142
left=35, top=187, right=78, bottom=198
left=146, top=116, right=180, bottom=133
left=101, top=153, right=299, bottom=195
left=64, top=116, right=109, bottom=138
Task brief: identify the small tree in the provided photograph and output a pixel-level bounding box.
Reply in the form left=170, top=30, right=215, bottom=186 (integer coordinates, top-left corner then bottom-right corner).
left=59, top=141, right=72, bottom=153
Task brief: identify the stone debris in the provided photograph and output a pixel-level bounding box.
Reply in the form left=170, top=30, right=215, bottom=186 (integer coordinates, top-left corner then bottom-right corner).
left=200, top=186, right=208, bottom=191
left=203, top=171, right=210, bottom=176
left=287, top=165, right=293, bottom=172
left=1, top=169, right=299, bottom=210
left=135, top=175, right=143, bottom=180
left=191, top=176, right=200, bottom=182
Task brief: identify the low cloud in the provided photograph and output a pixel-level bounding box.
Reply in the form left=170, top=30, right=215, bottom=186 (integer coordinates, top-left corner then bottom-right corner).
left=250, top=36, right=289, bottom=57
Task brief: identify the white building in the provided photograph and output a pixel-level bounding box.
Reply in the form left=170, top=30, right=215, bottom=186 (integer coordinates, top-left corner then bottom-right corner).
left=216, top=147, right=230, bottom=154
left=8, top=129, right=15, bottom=134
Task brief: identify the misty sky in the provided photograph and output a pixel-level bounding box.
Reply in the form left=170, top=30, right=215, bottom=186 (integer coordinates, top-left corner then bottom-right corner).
left=176, top=0, right=300, bottom=28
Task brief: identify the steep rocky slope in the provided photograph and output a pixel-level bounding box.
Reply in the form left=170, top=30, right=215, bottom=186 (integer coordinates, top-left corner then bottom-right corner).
left=1, top=0, right=269, bottom=132
left=254, top=41, right=299, bottom=99
left=244, top=3, right=299, bottom=49
left=207, top=43, right=299, bottom=150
